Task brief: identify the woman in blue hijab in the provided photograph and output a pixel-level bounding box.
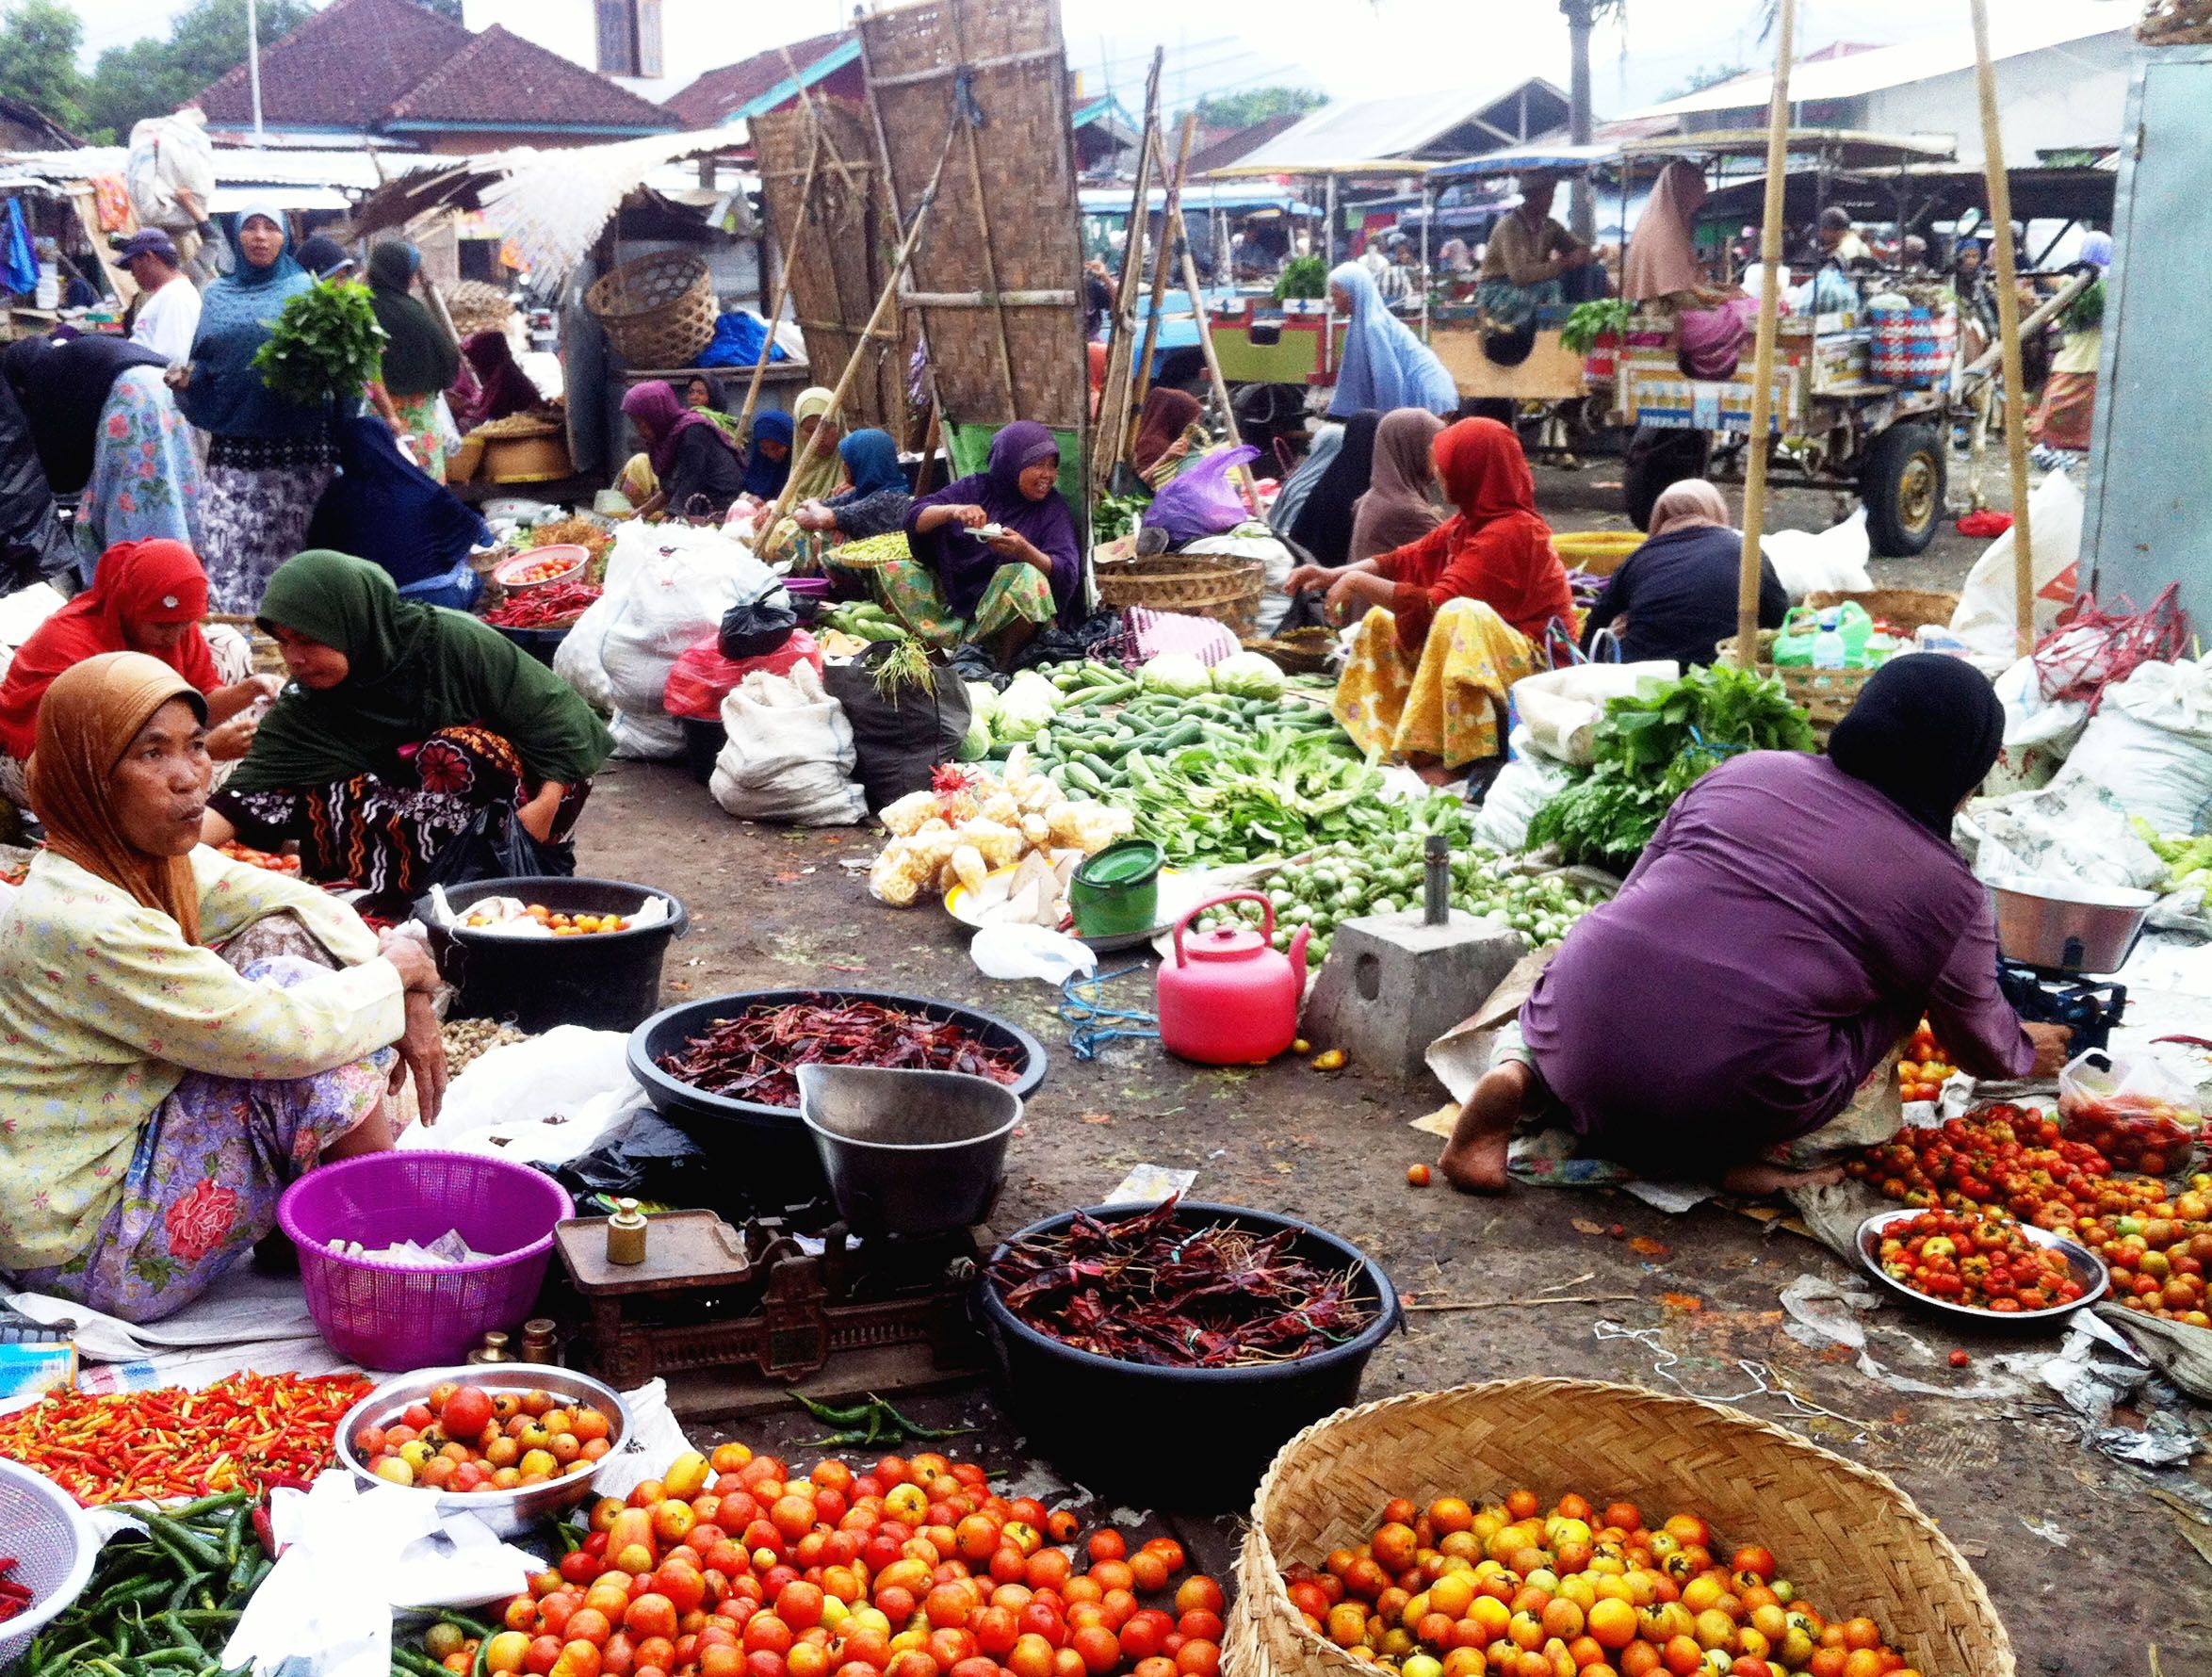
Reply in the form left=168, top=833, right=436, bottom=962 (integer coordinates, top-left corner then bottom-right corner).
left=169, top=200, right=338, bottom=611
left=1327, top=261, right=1458, bottom=419
left=793, top=429, right=912, bottom=542
left=741, top=409, right=794, bottom=499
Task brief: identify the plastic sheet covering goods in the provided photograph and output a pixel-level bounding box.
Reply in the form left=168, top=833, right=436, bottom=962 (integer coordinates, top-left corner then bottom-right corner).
left=656, top=999, right=1023, bottom=1109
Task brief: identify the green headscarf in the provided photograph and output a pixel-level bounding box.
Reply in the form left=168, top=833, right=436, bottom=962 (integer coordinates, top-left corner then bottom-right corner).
left=226, top=550, right=611, bottom=793
left=366, top=242, right=461, bottom=399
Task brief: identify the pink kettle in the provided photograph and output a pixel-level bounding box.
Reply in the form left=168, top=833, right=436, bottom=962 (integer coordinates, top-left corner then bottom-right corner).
left=1156, top=891, right=1310, bottom=1065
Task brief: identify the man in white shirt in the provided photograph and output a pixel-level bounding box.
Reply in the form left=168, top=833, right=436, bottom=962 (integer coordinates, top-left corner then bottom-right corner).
left=120, top=228, right=201, bottom=365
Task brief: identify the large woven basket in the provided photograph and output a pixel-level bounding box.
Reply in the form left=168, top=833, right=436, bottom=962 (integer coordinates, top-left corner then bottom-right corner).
left=1716, top=629, right=1867, bottom=742
left=446, top=280, right=516, bottom=338
left=586, top=250, right=716, bottom=368
left=1228, top=1378, right=2013, bottom=1677
left=1094, top=552, right=1265, bottom=637
left=1803, top=588, right=1961, bottom=638
left=2138, top=0, right=2212, bottom=43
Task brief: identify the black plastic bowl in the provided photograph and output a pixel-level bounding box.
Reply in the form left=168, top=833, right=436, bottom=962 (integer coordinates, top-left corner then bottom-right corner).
left=978, top=1201, right=1401, bottom=1507
left=496, top=624, right=571, bottom=667
left=627, top=989, right=1049, bottom=1200
left=416, top=877, right=688, bottom=1034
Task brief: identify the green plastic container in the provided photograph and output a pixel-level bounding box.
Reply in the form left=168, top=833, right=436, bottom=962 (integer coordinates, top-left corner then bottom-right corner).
left=1067, top=838, right=1164, bottom=938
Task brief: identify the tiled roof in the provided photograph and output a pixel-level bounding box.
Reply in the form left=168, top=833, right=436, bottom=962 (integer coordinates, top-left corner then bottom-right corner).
left=194, top=0, right=465, bottom=129
left=662, top=29, right=854, bottom=129
left=383, top=25, right=676, bottom=129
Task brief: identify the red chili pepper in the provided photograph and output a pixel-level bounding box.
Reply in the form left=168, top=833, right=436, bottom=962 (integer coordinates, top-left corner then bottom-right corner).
left=483, top=580, right=602, bottom=630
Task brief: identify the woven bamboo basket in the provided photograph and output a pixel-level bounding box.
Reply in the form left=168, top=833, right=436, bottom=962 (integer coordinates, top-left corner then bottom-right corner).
left=1244, top=627, right=1339, bottom=675
left=1716, top=629, right=1867, bottom=742
left=448, top=431, right=486, bottom=483
left=1228, top=1378, right=2013, bottom=1677
left=585, top=251, right=717, bottom=368
left=1803, top=588, right=1961, bottom=637
left=446, top=281, right=515, bottom=338
left=2138, top=0, right=2212, bottom=43
left=1094, top=553, right=1266, bottom=637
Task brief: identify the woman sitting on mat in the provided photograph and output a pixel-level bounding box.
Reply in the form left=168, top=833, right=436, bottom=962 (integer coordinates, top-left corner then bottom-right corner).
left=792, top=429, right=913, bottom=543
left=1291, top=417, right=1571, bottom=768
left=619, top=381, right=751, bottom=522
left=0, top=539, right=277, bottom=808
left=854, top=421, right=1081, bottom=666
left=0, top=652, right=448, bottom=1324
left=1580, top=480, right=1786, bottom=669
left=203, top=550, right=610, bottom=906
left=1437, top=656, right=2074, bottom=1196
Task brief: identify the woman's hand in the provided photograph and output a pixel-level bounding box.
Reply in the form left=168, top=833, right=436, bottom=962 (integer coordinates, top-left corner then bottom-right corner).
left=516, top=783, right=566, bottom=843
left=1283, top=563, right=1337, bottom=595
left=792, top=501, right=835, bottom=532
left=204, top=712, right=259, bottom=760
left=919, top=503, right=989, bottom=533
left=378, top=927, right=441, bottom=993
left=1324, top=571, right=1372, bottom=626
left=984, top=529, right=1047, bottom=573
left=164, top=363, right=192, bottom=390
left=2024, top=1021, right=2074, bottom=1080
left=393, top=991, right=447, bottom=1127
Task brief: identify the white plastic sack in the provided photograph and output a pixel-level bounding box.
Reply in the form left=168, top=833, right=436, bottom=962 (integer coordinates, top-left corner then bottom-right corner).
left=1949, top=471, right=2084, bottom=659
left=1760, top=508, right=1871, bottom=601
left=124, top=111, right=216, bottom=233
left=608, top=709, right=684, bottom=760
left=1511, top=660, right=1679, bottom=766
left=2051, top=658, right=2212, bottom=834
left=1186, top=530, right=1295, bottom=635
left=709, top=663, right=867, bottom=825
left=1957, top=776, right=2168, bottom=894
left=1987, top=655, right=2089, bottom=796
left=1471, top=730, right=1576, bottom=852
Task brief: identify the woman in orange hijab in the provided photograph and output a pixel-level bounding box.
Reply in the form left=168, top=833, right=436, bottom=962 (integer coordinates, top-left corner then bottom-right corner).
left=0, top=652, right=447, bottom=1322
left=0, top=539, right=279, bottom=809
left=1301, top=417, right=1572, bottom=769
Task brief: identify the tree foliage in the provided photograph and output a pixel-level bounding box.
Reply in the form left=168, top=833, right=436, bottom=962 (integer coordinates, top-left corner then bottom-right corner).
left=0, top=0, right=88, bottom=135
left=1191, top=87, right=1326, bottom=130
left=81, top=0, right=313, bottom=143
left=1663, top=63, right=1749, bottom=100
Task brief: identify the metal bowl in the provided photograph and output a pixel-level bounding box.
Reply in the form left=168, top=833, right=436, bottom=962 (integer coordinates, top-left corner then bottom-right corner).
left=1855, top=1208, right=2108, bottom=1328
left=334, top=1364, right=632, bottom=1540
left=1987, top=874, right=2155, bottom=975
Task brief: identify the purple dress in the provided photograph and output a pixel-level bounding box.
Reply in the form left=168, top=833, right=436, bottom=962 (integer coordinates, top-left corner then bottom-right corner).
left=903, top=421, right=1082, bottom=628
left=1519, top=751, right=2032, bottom=1163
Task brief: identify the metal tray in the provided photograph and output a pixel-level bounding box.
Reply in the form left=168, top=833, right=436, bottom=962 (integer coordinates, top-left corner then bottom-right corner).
left=1855, top=1207, right=2108, bottom=1327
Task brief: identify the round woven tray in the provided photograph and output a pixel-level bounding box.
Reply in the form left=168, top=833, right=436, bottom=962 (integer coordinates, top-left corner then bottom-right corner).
left=586, top=251, right=716, bottom=368
left=1802, top=587, right=1961, bottom=637
left=1094, top=552, right=1265, bottom=637
left=446, top=280, right=515, bottom=338
left=1244, top=627, right=1338, bottom=675
left=1228, top=1377, right=2013, bottom=1677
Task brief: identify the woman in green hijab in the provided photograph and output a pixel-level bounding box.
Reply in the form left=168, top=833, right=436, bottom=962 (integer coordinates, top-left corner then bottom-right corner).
left=203, top=551, right=612, bottom=904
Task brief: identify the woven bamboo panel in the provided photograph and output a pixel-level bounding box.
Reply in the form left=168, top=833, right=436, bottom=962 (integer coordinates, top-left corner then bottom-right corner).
left=857, top=0, right=1088, bottom=439
left=754, top=98, right=913, bottom=440
left=1229, top=1379, right=2014, bottom=1677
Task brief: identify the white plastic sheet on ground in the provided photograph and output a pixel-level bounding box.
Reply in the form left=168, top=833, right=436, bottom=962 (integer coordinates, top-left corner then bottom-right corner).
left=401, top=1024, right=642, bottom=1166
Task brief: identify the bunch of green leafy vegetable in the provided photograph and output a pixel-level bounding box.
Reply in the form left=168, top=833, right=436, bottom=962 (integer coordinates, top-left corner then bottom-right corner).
left=1274, top=254, right=1328, bottom=303
left=1559, top=297, right=1631, bottom=355
left=1528, top=662, right=1815, bottom=871
left=252, top=279, right=386, bottom=407
left=2131, top=817, right=2212, bottom=892
left=1092, top=492, right=1149, bottom=545
left=2061, top=274, right=2105, bottom=333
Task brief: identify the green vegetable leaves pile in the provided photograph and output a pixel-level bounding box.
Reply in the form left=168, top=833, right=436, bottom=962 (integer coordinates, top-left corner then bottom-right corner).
left=1528, top=662, right=1814, bottom=871
left=1559, top=297, right=1631, bottom=355
left=252, top=278, right=386, bottom=407
left=1093, top=492, right=1148, bottom=545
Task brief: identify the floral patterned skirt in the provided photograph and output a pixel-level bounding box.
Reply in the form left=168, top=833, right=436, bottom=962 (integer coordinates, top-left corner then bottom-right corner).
left=74, top=367, right=203, bottom=570
left=209, top=724, right=590, bottom=903
left=9, top=949, right=391, bottom=1325
left=870, top=556, right=1055, bottom=652
left=201, top=435, right=339, bottom=614
left=1331, top=598, right=1536, bottom=768
left=392, top=391, right=451, bottom=482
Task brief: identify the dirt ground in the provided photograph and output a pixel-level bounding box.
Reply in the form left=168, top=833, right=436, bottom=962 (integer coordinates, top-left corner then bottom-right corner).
left=571, top=733, right=2208, bottom=1677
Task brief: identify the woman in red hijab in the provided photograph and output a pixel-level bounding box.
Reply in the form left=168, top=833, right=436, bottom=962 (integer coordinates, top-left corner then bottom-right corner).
left=0, top=539, right=280, bottom=806
left=1294, top=418, right=1571, bottom=768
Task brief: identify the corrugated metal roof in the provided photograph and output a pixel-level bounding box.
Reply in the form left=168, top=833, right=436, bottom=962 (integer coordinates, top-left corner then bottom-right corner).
left=0, top=145, right=395, bottom=190
left=1214, top=80, right=1569, bottom=174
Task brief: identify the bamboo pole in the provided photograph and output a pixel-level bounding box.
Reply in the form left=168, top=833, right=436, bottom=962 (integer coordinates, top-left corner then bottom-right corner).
left=735, top=129, right=821, bottom=443
left=1970, top=0, right=2037, bottom=656
left=854, top=14, right=953, bottom=462
left=1088, top=47, right=1163, bottom=509
left=760, top=114, right=964, bottom=540
left=780, top=43, right=860, bottom=205
left=1123, top=115, right=1198, bottom=462
left=1733, top=0, right=1797, bottom=669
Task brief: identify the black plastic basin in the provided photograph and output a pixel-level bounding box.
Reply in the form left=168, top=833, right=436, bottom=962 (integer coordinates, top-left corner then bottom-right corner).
left=416, top=877, right=687, bottom=1034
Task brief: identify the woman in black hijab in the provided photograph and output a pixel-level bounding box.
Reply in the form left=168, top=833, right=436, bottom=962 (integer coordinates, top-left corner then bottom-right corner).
left=366, top=241, right=462, bottom=481
left=1827, top=653, right=2006, bottom=838
left=1285, top=408, right=1379, bottom=570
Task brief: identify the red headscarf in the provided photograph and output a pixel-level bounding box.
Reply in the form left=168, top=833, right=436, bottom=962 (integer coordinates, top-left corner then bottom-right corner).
left=1373, top=418, right=1570, bottom=652
left=0, top=540, right=220, bottom=760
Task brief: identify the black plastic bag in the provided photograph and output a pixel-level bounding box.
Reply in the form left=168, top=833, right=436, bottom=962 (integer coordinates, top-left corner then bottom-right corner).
left=551, top=1110, right=716, bottom=1206
left=821, top=649, right=972, bottom=812
left=420, top=801, right=576, bottom=891
left=719, top=588, right=799, bottom=659
left=0, top=374, right=74, bottom=594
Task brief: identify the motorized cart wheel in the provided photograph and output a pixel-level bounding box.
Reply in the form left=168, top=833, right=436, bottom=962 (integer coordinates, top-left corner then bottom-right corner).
left=1621, top=425, right=1711, bottom=533
left=1860, top=421, right=1947, bottom=557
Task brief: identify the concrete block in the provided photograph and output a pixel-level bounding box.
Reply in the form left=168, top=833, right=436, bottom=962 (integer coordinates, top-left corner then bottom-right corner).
left=1299, top=909, right=1528, bottom=1088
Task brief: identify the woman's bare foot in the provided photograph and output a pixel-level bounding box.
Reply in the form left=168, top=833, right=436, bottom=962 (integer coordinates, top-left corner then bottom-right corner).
left=1718, top=1161, right=1846, bottom=1197
left=1438, top=1063, right=1531, bottom=1194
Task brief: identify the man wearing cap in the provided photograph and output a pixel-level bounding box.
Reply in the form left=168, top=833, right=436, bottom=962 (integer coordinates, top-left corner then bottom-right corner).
left=121, top=228, right=201, bottom=365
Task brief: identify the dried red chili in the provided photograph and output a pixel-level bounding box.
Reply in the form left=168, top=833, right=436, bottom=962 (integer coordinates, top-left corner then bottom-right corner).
left=658, top=998, right=1023, bottom=1108
left=483, top=580, right=602, bottom=630
left=988, top=1194, right=1377, bottom=1369
left=0, top=1371, right=372, bottom=1506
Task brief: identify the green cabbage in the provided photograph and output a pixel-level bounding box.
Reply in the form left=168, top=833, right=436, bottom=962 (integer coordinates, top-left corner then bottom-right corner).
left=965, top=681, right=1000, bottom=726
left=1139, top=652, right=1212, bottom=697
left=992, top=670, right=1063, bottom=741
left=956, top=716, right=993, bottom=761
left=1210, top=651, right=1285, bottom=699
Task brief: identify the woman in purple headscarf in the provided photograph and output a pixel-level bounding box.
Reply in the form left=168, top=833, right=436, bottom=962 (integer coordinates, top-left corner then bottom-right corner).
left=858, top=420, right=1082, bottom=662
left=619, top=380, right=748, bottom=520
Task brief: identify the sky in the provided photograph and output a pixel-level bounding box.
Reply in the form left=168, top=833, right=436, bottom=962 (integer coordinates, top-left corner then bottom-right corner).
left=68, top=0, right=2136, bottom=110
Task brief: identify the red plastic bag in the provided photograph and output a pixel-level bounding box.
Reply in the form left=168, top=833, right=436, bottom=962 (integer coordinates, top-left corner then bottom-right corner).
left=663, top=627, right=821, bottom=722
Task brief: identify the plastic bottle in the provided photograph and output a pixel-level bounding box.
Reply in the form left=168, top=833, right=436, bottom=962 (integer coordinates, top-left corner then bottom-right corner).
left=1811, top=609, right=1846, bottom=670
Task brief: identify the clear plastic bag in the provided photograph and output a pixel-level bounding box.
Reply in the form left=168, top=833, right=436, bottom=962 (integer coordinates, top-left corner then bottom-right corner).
left=2057, top=1047, right=2203, bottom=1174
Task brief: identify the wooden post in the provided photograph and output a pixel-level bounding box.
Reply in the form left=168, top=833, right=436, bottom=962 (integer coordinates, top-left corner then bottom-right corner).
left=1170, top=202, right=1241, bottom=447
left=1123, top=115, right=1198, bottom=461
left=940, top=0, right=1020, bottom=421
left=761, top=115, right=963, bottom=540
left=1734, top=0, right=1797, bottom=669
left=1970, top=0, right=2037, bottom=656
left=736, top=129, right=821, bottom=443
left=1087, top=47, right=1163, bottom=509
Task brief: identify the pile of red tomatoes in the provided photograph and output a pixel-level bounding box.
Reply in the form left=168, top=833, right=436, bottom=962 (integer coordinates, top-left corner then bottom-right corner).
left=1870, top=1210, right=2087, bottom=1312
left=446, top=1444, right=1228, bottom=1677
left=1892, top=1020, right=1957, bottom=1106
